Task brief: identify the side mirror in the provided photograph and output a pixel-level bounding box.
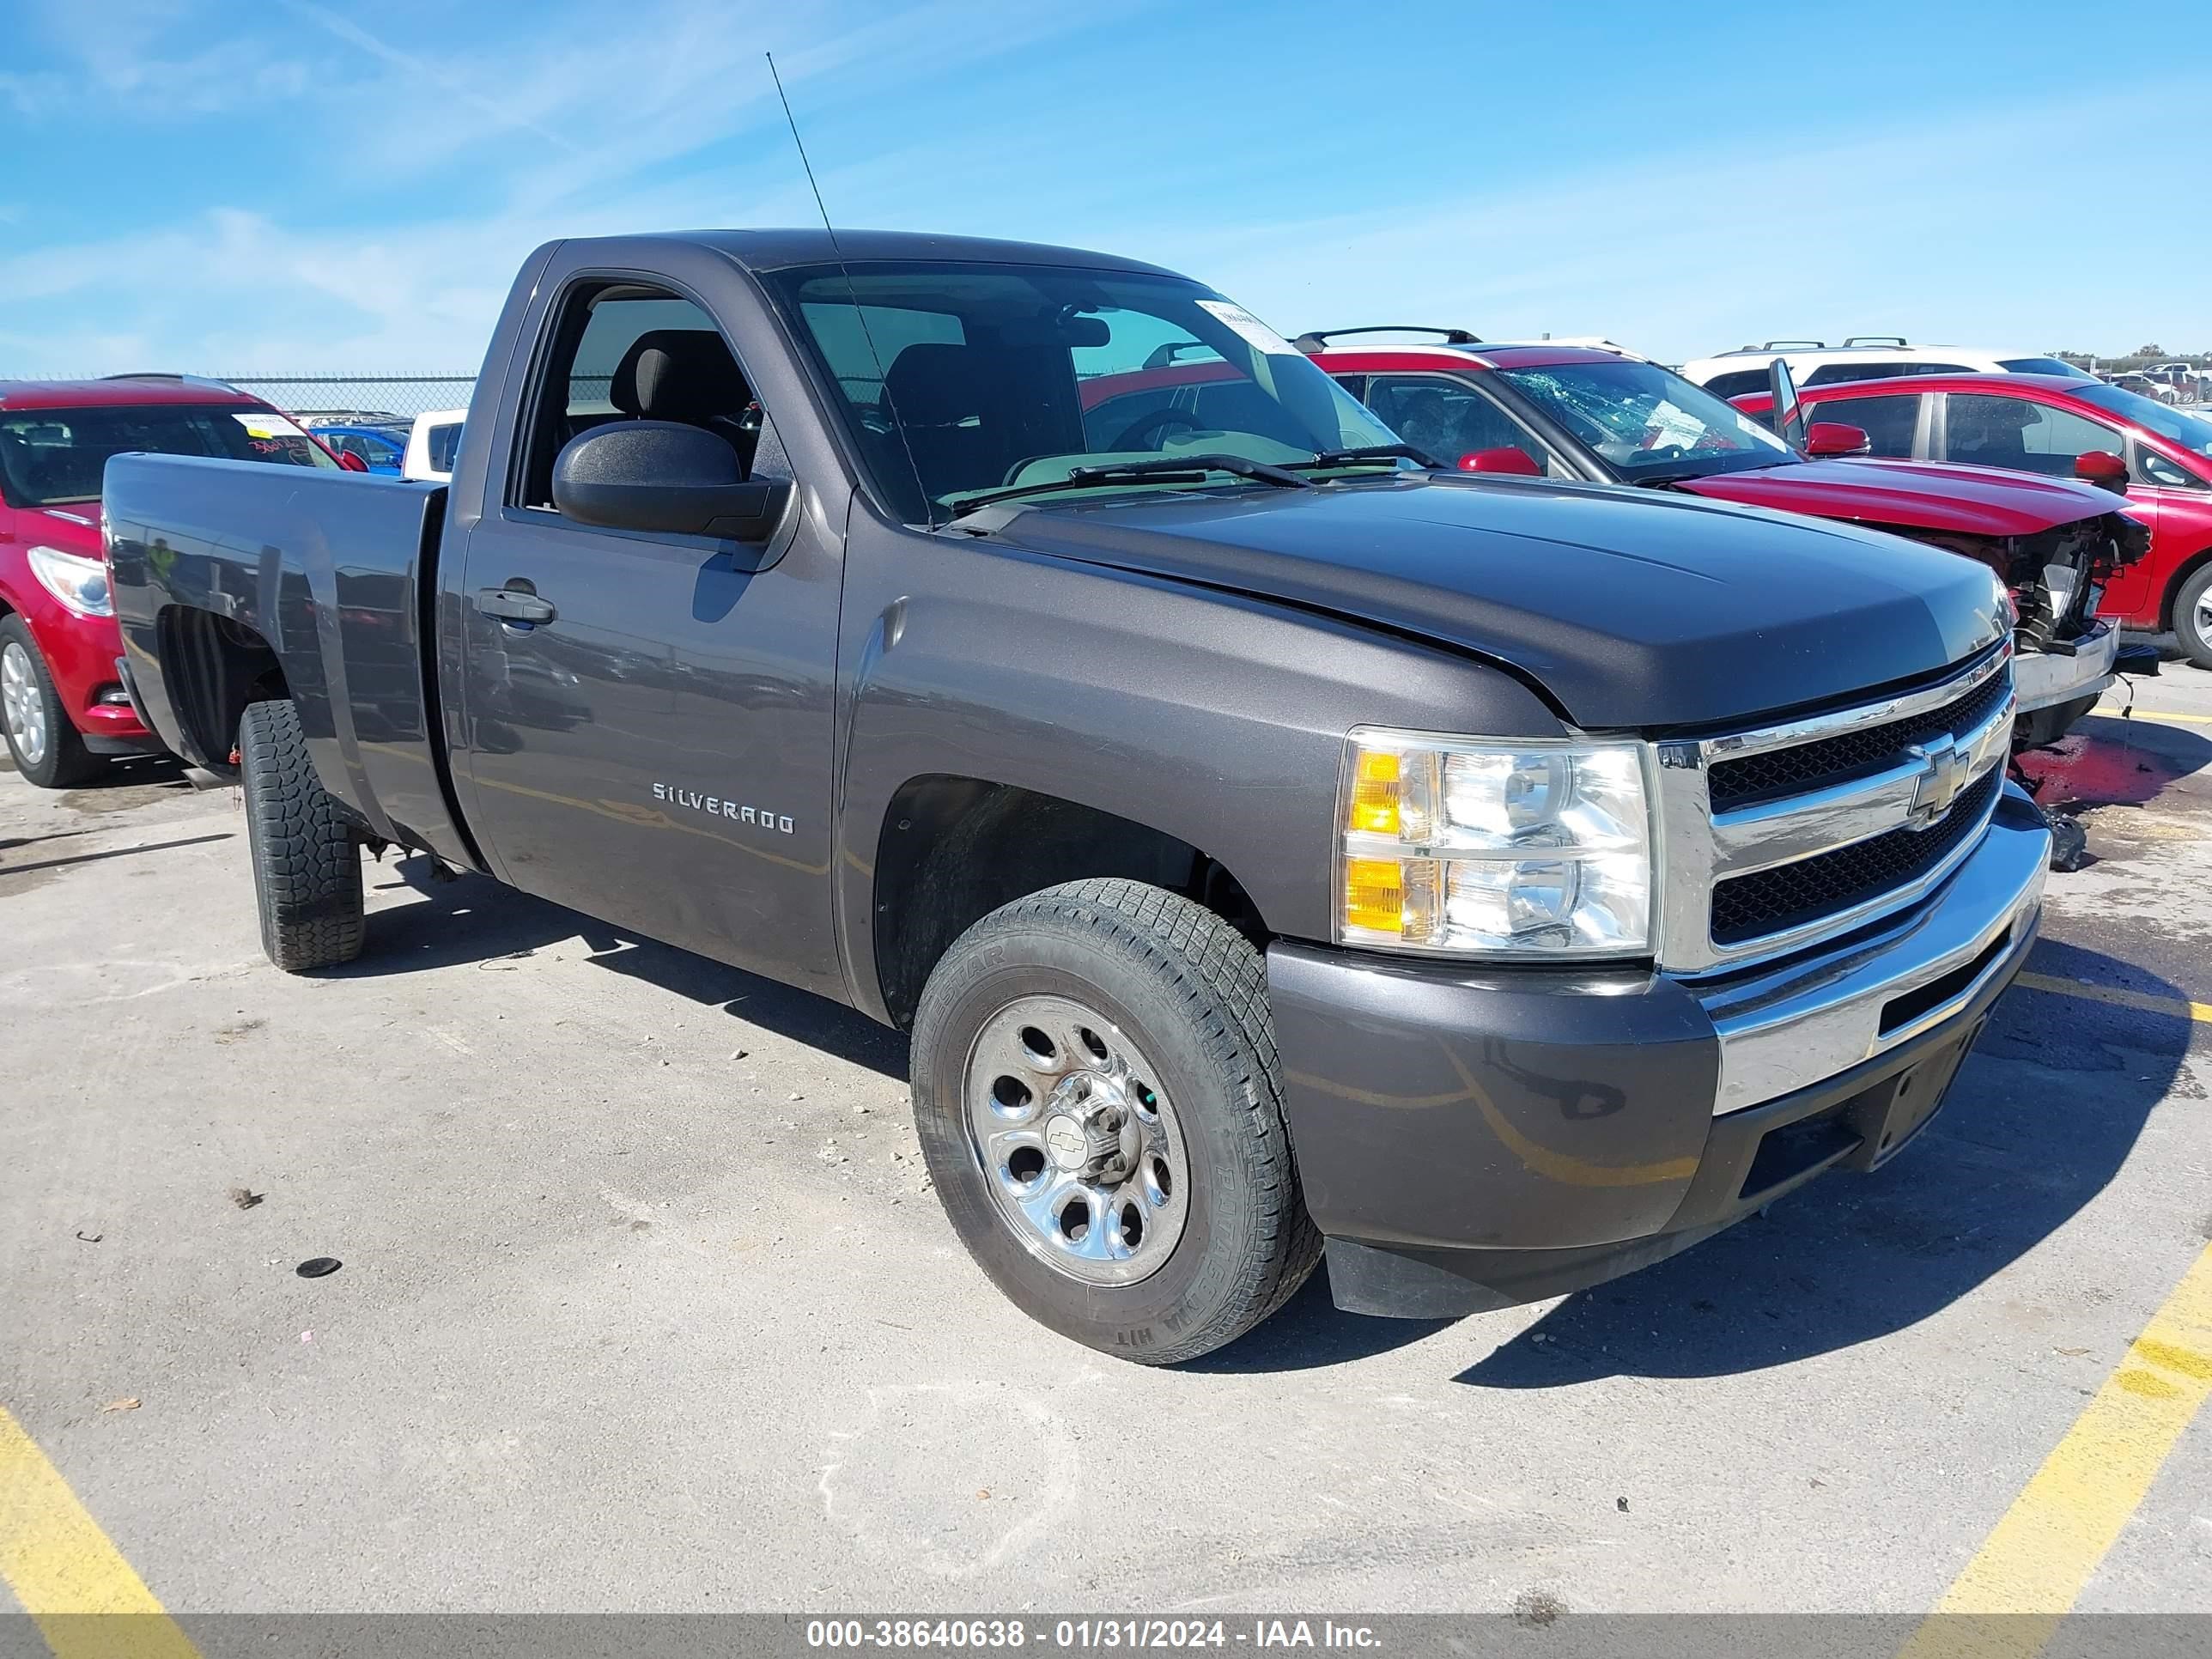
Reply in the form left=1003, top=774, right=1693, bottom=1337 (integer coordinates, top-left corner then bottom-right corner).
left=1768, top=357, right=1808, bottom=450
left=1803, top=422, right=1872, bottom=458
left=336, top=448, right=370, bottom=472
left=2074, top=449, right=2130, bottom=491
left=552, top=421, right=792, bottom=539
left=1456, top=446, right=1543, bottom=477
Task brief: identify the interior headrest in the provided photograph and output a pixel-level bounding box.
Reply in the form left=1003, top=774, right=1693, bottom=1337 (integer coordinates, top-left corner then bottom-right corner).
left=884, top=343, right=985, bottom=426
left=610, top=329, right=750, bottom=421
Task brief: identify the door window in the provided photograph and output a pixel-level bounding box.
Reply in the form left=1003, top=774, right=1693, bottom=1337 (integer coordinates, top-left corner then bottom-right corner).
left=2136, top=447, right=2203, bottom=489
left=517, top=285, right=770, bottom=510
left=1364, top=374, right=1565, bottom=475
left=1804, top=392, right=1922, bottom=458
left=1943, top=394, right=2120, bottom=477
left=1803, top=361, right=1971, bottom=385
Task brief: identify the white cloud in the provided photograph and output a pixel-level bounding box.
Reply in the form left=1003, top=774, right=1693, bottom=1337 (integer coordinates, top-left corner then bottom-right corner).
left=5, top=10, right=2207, bottom=378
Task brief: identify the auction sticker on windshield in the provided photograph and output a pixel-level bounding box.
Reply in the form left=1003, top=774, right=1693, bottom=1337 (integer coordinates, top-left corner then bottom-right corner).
left=229, top=411, right=310, bottom=441
left=1196, top=300, right=1298, bottom=358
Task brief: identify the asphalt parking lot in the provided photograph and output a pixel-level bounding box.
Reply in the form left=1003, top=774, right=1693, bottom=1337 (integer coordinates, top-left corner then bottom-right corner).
left=3, top=668, right=2209, bottom=1626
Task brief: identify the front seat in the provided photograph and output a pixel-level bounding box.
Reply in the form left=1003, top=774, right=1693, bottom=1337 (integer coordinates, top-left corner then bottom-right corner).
left=883, top=342, right=1022, bottom=501
left=608, top=329, right=760, bottom=473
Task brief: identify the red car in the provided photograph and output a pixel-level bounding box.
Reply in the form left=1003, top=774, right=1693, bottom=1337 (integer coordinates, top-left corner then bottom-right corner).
left=1248, top=331, right=2142, bottom=744
left=0, top=375, right=344, bottom=786
left=1726, top=371, right=2212, bottom=667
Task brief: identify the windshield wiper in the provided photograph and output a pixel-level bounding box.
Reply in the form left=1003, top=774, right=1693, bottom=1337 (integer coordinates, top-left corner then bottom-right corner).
left=1285, top=443, right=1442, bottom=471
left=945, top=453, right=1314, bottom=516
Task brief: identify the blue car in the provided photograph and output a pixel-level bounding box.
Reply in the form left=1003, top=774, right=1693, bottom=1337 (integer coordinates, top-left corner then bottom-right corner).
left=311, top=423, right=409, bottom=474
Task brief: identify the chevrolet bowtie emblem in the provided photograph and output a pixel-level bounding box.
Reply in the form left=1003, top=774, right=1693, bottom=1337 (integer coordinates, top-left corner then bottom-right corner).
left=1903, top=733, right=1967, bottom=830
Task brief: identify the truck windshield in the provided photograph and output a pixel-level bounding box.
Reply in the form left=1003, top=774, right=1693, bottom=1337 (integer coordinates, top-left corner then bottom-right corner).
left=1492, top=360, right=1800, bottom=483
left=763, top=261, right=1401, bottom=521
left=0, top=403, right=337, bottom=507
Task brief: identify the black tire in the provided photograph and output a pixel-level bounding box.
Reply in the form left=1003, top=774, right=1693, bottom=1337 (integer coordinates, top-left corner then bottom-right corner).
left=238, top=699, right=364, bottom=971
left=2173, top=562, right=2212, bottom=672
left=911, top=878, right=1321, bottom=1364
left=0, top=615, right=101, bottom=788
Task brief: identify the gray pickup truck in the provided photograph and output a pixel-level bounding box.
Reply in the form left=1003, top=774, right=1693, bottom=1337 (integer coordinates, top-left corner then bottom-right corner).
left=105, top=230, right=2049, bottom=1363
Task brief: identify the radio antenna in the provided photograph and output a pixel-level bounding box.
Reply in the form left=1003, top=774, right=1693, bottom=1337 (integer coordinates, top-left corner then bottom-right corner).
left=766, top=52, right=934, bottom=528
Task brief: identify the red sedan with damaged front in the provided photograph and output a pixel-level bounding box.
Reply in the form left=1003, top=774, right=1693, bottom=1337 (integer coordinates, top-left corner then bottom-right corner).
left=0, top=376, right=343, bottom=786
left=1256, top=332, right=2145, bottom=745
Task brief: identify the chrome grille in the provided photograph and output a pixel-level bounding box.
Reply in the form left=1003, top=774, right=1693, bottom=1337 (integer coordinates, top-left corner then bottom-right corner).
left=1711, top=769, right=2002, bottom=945
left=1654, top=643, right=2015, bottom=975
left=1706, top=668, right=2012, bottom=811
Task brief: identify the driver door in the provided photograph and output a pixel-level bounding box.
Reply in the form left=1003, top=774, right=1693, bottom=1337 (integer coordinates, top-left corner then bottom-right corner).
left=453, top=278, right=844, bottom=995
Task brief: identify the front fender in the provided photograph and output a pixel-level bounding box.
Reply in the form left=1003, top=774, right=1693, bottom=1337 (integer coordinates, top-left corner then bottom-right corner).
left=831, top=520, right=1566, bottom=1023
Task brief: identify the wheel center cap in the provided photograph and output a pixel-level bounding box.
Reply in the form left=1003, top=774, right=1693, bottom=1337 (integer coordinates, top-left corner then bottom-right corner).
left=1043, top=1115, right=1090, bottom=1170
left=1042, top=1072, right=1137, bottom=1180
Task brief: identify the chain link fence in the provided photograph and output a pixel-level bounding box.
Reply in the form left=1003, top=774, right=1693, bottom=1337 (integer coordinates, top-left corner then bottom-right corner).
left=214, top=375, right=480, bottom=422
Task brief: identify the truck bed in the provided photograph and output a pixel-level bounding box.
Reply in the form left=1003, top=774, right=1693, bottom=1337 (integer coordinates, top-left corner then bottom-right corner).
left=104, top=453, right=473, bottom=866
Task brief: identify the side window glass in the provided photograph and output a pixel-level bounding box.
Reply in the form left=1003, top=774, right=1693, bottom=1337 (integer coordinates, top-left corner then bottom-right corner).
left=1364, top=374, right=1564, bottom=476
left=1807, top=393, right=1919, bottom=458
left=1700, top=369, right=1771, bottom=400
left=2137, top=447, right=2201, bottom=489
left=1945, top=395, right=2118, bottom=477
left=520, top=287, right=763, bottom=510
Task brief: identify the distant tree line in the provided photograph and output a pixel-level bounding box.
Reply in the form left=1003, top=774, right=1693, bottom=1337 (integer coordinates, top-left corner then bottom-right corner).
left=2054, top=345, right=2210, bottom=372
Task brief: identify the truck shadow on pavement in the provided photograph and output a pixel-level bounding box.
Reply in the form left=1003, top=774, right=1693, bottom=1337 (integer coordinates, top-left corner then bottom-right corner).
left=1449, top=941, right=2190, bottom=1389
left=326, top=856, right=908, bottom=1079
left=1201, top=942, right=2192, bottom=1379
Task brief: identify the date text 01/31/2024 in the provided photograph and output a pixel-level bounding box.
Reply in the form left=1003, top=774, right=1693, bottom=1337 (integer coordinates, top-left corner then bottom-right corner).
left=804, top=1620, right=1382, bottom=1650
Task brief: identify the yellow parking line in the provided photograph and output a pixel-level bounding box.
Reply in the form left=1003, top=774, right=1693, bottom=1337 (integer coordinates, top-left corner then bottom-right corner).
left=0, top=1405, right=198, bottom=1658
left=1898, top=1242, right=2212, bottom=1659
left=2102, top=706, right=2212, bottom=726
left=2013, top=971, right=2212, bottom=1025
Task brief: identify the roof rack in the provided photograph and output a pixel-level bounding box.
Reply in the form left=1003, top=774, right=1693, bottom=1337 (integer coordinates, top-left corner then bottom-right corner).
left=98, top=372, right=242, bottom=391
left=1289, top=325, right=1482, bottom=352
left=1841, top=335, right=1908, bottom=347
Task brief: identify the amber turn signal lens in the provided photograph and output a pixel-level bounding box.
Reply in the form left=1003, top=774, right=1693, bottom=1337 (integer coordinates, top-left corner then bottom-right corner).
left=1342, top=856, right=1407, bottom=935
left=1347, top=749, right=1401, bottom=836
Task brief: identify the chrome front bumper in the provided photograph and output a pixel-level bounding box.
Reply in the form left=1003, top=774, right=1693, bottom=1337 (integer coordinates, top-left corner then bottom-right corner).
left=1695, top=785, right=2050, bottom=1115
left=2014, top=622, right=2118, bottom=714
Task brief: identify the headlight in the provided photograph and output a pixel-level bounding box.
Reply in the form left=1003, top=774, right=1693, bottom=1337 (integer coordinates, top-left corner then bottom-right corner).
left=27, top=544, right=112, bottom=618
left=1338, top=727, right=1655, bottom=957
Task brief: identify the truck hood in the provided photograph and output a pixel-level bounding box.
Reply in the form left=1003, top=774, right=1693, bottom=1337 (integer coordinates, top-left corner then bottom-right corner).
left=969, top=477, right=2007, bottom=730
left=1675, top=457, right=2119, bottom=537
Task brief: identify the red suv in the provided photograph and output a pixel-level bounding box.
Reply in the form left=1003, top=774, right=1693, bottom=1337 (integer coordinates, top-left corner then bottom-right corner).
left=1726, top=372, right=2212, bottom=667
left=1274, top=331, right=2143, bottom=744
left=0, top=376, right=342, bottom=786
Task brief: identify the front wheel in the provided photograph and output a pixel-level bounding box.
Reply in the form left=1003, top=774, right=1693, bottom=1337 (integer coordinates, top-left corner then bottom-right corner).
left=0, top=617, right=100, bottom=788
left=2173, top=562, right=2212, bottom=672
left=238, top=699, right=364, bottom=971
left=911, top=879, right=1320, bottom=1364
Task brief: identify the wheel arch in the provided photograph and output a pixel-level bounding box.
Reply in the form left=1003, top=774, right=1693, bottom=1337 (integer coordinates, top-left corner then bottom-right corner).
left=2159, top=544, right=2212, bottom=635
left=866, top=775, right=1268, bottom=1031
left=155, top=604, right=289, bottom=775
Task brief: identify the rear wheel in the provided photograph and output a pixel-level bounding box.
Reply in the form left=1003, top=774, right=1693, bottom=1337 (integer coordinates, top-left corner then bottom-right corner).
left=0, top=617, right=100, bottom=788
left=911, top=878, right=1320, bottom=1364
left=238, top=699, right=364, bottom=971
left=2174, top=562, right=2212, bottom=672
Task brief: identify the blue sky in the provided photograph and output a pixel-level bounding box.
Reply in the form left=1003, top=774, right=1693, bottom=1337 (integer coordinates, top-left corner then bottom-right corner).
left=2, top=0, right=2207, bottom=375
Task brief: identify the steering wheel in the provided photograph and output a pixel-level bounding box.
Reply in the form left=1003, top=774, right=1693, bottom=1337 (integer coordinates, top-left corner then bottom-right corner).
left=1109, top=408, right=1202, bottom=452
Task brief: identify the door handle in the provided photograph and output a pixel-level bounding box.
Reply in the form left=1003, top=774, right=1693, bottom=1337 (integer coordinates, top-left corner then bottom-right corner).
left=478, top=586, right=556, bottom=625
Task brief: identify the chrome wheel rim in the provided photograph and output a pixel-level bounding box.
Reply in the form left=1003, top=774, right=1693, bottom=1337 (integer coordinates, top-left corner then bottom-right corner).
left=961, top=994, right=1190, bottom=1286
left=2, top=642, right=46, bottom=769
left=2196, top=587, right=2212, bottom=647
